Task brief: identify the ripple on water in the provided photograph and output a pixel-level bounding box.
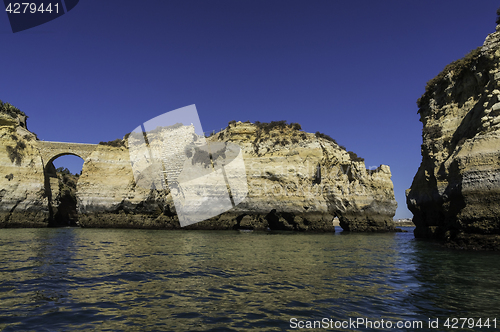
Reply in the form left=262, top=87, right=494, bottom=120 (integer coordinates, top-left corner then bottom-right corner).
left=0, top=228, right=500, bottom=331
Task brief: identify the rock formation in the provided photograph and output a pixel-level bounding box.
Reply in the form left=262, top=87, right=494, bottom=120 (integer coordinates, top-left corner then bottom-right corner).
left=407, top=26, right=500, bottom=249
left=0, top=102, right=48, bottom=227
left=76, top=143, right=171, bottom=228
left=77, top=121, right=397, bottom=231
left=49, top=168, right=79, bottom=226
left=0, top=101, right=397, bottom=231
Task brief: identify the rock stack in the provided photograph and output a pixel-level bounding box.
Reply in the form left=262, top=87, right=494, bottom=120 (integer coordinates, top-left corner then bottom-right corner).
left=407, top=25, right=500, bottom=249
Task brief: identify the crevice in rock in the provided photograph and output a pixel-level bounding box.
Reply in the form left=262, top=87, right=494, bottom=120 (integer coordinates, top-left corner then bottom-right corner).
left=45, top=162, right=79, bottom=227
left=234, top=214, right=253, bottom=230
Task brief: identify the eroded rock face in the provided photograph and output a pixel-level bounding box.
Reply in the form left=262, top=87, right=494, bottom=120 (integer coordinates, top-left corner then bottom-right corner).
left=0, top=107, right=47, bottom=227
left=76, top=144, right=179, bottom=228
left=407, top=26, right=500, bottom=249
left=76, top=122, right=396, bottom=231
left=77, top=122, right=397, bottom=231
left=211, top=122, right=397, bottom=231
left=0, top=101, right=397, bottom=231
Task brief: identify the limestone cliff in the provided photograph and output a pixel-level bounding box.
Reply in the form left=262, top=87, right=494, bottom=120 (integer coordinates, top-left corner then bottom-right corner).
left=407, top=26, right=500, bottom=249
left=208, top=121, right=397, bottom=231
left=76, top=143, right=176, bottom=228
left=0, top=100, right=397, bottom=231
left=0, top=102, right=48, bottom=227
left=49, top=169, right=79, bottom=226
left=76, top=121, right=397, bottom=231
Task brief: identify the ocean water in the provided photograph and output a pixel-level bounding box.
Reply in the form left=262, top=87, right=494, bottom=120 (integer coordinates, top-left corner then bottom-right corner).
left=0, top=227, right=499, bottom=331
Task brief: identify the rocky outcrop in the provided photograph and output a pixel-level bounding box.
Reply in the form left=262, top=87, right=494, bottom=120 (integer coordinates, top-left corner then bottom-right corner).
left=0, top=100, right=397, bottom=231
left=407, top=26, right=500, bottom=249
left=76, top=121, right=397, bottom=231
left=0, top=102, right=48, bottom=227
left=48, top=168, right=79, bottom=226
left=76, top=143, right=178, bottom=228
left=208, top=122, right=397, bottom=231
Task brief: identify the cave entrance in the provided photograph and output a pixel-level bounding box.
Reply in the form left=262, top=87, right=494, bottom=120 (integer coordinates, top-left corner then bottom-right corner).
left=44, top=154, right=84, bottom=227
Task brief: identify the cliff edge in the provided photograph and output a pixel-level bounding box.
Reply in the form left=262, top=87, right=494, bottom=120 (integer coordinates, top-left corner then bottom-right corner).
left=0, top=101, right=397, bottom=231
left=0, top=101, right=47, bottom=227
left=407, top=26, right=500, bottom=249
left=77, top=121, right=397, bottom=231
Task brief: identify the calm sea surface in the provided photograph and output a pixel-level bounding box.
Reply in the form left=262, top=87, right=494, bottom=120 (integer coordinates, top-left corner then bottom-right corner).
left=0, top=227, right=499, bottom=331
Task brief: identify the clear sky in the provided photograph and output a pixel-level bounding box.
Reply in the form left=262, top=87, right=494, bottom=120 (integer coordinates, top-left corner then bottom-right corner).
left=1, top=1, right=498, bottom=219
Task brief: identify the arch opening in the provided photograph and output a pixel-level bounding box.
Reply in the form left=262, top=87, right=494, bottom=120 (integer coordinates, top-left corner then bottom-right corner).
left=45, top=154, right=84, bottom=227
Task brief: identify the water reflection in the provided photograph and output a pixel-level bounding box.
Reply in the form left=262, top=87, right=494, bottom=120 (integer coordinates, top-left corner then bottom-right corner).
left=0, top=228, right=499, bottom=331
left=0, top=228, right=81, bottom=330
left=405, top=239, right=500, bottom=320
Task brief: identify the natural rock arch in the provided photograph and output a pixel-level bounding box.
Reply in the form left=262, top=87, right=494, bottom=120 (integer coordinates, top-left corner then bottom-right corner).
left=36, top=141, right=97, bottom=226
left=36, top=141, right=97, bottom=169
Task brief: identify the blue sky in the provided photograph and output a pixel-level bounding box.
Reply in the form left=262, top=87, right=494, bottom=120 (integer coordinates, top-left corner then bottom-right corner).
left=1, top=0, right=498, bottom=219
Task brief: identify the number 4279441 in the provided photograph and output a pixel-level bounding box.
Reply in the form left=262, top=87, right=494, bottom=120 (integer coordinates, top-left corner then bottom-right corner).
left=5, top=3, right=59, bottom=14
left=443, top=318, right=497, bottom=329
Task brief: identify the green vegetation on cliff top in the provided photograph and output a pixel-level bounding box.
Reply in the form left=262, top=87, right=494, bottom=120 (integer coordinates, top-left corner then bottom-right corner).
left=0, top=100, right=25, bottom=118
left=227, top=120, right=364, bottom=162
left=98, top=138, right=126, bottom=148
left=417, top=47, right=483, bottom=109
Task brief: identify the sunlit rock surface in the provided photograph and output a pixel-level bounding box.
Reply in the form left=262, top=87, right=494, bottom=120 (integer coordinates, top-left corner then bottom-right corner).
left=0, top=104, right=47, bottom=227
left=407, top=26, right=500, bottom=249
left=0, top=104, right=397, bottom=231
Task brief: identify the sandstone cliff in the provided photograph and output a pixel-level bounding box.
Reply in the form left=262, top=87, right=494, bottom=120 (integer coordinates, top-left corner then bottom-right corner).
left=49, top=168, right=79, bottom=226
left=0, top=102, right=48, bottom=227
left=407, top=26, right=500, bottom=249
left=0, top=100, right=397, bottom=231
left=76, top=121, right=397, bottom=231
left=76, top=143, right=175, bottom=228
left=208, top=121, right=397, bottom=231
